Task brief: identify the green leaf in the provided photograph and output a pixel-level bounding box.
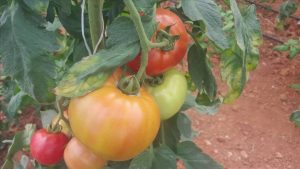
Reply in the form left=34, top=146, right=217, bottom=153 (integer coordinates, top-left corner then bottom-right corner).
left=176, top=141, right=223, bottom=169
left=154, top=114, right=180, bottom=151
left=106, top=16, right=155, bottom=47
left=22, top=0, right=49, bottom=14
left=290, top=110, right=300, bottom=127
left=56, top=12, right=156, bottom=97
left=129, top=149, right=153, bottom=169
left=152, top=145, right=177, bottom=169
left=72, top=40, right=90, bottom=62
left=242, top=5, right=262, bottom=47
left=177, top=113, right=192, bottom=139
left=181, top=94, right=220, bottom=115
left=289, top=47, right=299, bottom=59
left=1, top=124, right=36, bottom=169
left=187, top=44, right=217, bottom=100
left=53, top=1, right=88, bottom=38
left=55, top=44, right=138, bottom=97
left=278, top=0, right=297, bottom=20
left=230, top=2, right=261, bottom=53
left=7, top=91, right=27, bottom=118
left=273, top=44, right=289, bottom=51
left=290, top=84, right=300, bottom=91
left=196, top=92, right=220, bottom=107
left=0, top=0, right=8, bottom=13
left=0, top=2, right=59, bottom=103
left=287, top=39, right=299, bottom=46
left=181, top=0, right=228, bottom=49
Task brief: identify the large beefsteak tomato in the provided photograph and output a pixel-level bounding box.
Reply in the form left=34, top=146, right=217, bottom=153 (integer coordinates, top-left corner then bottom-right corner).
left=68, top=72, right=160, bottom=161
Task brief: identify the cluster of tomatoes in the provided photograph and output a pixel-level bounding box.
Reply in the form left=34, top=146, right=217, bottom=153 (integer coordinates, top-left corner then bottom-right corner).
left=29, top=8, right=189, bottom=169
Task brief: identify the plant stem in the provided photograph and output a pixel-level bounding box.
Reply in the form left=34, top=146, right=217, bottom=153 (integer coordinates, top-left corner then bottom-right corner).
left=160, top=121, right=166, bottom=145
left=124, top=0, right=173, bottom=84
left=124, top=0, right=151, bottom=81
left=124, top=0, right=171, bottom=81
left=88, top=0, right=104, bottom=50
left=55, top=97, right=72, bottom=133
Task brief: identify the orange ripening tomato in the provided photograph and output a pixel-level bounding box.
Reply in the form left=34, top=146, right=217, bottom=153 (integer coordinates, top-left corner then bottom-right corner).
left=64, top=138, right=106, bottom=169
left=128, top=8, right=190, bottom=76
left=68, top=72, right=160, bottom=161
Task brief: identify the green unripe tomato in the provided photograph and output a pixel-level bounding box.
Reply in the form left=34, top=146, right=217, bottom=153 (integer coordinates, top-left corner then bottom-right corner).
left=146, top=69, right=187, bottom=120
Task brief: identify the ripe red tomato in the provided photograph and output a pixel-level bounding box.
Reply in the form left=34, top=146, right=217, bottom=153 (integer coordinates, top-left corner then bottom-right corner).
left=30, top=129, right=69, bottom=165
left=128, top=8, right=189, bottom=76
left=68, top=72, right=160, bottom=161
left=64, top=138, right=106, bottom=169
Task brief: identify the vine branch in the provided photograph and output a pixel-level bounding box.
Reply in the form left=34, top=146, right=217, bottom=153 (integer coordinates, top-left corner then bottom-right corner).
left=88, top=0, right=105, bottom=51
left=123, top=0, right=169, bottom=81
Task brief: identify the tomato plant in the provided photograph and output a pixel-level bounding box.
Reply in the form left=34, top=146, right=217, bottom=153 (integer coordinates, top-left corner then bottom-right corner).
left=0, top=0, right=262, bottom=168
left=146, top=68, right=187, bottom=120
left=64, top=138, right=107, bottom=169
left=30, top=129, right=69, bottom=165
left=127, top=8, right=190, bottom=76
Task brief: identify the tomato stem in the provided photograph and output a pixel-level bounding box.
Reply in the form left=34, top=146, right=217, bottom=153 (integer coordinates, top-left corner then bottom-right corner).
left=88, top=0, right=105, bottom=51
left=124, top=0, right=170, bottom=82
left=160, top=121, right=166, bottom=145
left=52, top=97, right=72, bottom=134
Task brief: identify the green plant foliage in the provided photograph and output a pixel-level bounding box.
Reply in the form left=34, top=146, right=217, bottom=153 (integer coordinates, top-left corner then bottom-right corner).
left=0, top=0, right=263, bottom=168
left=181, top=0, right=229, bottom=49
left=1, top=124, right=36, bottom=169
left=187, top=43, right=217, bottom=100
left=0, top=1, right=60, bottom=103
left=278, top=0, right=297, bottom=21
left=221, top=2, right=261, bottom=103
left=7, top=91, right=35, bottom=119
left=290, top=110, right=300, bottom=127
left=22, top=0, right=49, bottom=14
left=180, top=94, right=221, bottom=115
left=56, top=4, right=156, bottom=97
left=273, top=38, right=300, bottom=59
left=176, top=141, right=223, bottom=169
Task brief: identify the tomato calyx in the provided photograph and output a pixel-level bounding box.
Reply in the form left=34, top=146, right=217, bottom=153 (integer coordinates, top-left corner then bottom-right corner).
left=145, top=75, right=164, bottom=87
left=117, top=75, right=141, bottom=95
left=47, top=119, right=63, bottom=133
left=156, top=25, right=180, bottom=51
